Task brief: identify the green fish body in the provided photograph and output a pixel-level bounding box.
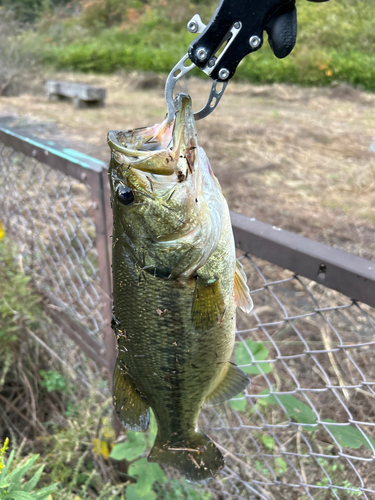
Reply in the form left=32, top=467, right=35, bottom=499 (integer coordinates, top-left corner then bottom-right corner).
left=108, top=94, right=253, bottom=482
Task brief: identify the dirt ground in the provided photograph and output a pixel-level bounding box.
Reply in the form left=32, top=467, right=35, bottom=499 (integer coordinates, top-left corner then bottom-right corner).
left=1, top=71, right=374, bottom=260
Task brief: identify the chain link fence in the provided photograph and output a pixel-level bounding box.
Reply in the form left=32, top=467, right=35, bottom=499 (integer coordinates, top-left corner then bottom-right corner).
left=0, top=127, right=113, bottom=375
left=1, top=125, right=374, bottom=499
left=199, top=253, right=375, bottom=500
left=0, top=144, right=103, bottom=335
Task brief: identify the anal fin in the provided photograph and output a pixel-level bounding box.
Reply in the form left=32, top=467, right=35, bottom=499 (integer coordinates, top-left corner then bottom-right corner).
left=113, top=359, right=150, bottom=431
left=234, top=259, right=253, bottom=314
left=204, top=362, right=250, bottom=406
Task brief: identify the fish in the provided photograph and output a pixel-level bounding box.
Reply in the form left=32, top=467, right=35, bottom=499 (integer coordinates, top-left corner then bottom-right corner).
left=107, top=93, right=253, bottom=483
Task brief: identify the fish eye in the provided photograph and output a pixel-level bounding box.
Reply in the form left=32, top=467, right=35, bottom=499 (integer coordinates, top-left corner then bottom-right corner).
left=117, top=185, right=135, bottom=205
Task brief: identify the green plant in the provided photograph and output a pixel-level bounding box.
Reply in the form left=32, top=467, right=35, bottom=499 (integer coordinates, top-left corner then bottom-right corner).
left=229, top=338, right=375, bottom=460
left=316, top=459, right=362, bottom=498
left=0, top=236, right=81, bottom=440
left=110, top=412, right=163, bottom=499
left=156, top=479, right=212, bottom=500
left=0, top=438, right=58, bottom=499
left=235, top=339, right=273, bottom=376
left=228, top=339, right=272, bottom=411
left=0, top=0, right=72, bottom=23
left=0, top=234, right=129, bottom=499
left=38, top=370, right=69, bottom=393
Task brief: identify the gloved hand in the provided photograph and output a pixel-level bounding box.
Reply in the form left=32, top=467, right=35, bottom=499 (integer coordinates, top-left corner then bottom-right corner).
left=266, top=0, right=329, bottom=59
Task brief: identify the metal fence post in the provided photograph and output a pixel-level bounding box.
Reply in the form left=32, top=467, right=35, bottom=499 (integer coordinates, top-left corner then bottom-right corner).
left=89, top=169, right=116, bottom=389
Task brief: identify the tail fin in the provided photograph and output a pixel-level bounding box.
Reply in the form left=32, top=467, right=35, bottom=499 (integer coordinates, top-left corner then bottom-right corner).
left=148, top=431, right=224, bottom=483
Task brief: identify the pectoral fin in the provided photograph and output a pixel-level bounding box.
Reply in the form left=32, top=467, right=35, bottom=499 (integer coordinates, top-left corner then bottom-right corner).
left=113, top=359, right=150, bottom=431
left=204, top=362, right=250, bottom=406
left=192, top=277, right=226, bottom=331
left=234, top=260, right=253, bottom=314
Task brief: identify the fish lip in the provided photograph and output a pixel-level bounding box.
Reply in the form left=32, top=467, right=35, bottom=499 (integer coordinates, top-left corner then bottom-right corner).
left=107, top=93, right=197, bottom=179
left=172, top=93, right=197, bottom=150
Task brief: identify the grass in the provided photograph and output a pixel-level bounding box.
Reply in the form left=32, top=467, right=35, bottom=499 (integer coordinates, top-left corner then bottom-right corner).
left=26, top=0, right=375, bottom=91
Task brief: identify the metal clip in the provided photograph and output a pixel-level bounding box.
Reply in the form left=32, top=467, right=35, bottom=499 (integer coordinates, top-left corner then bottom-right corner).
left=165, top=54, right=228, bottom=123
left=193, top=79, right=228, bottom=121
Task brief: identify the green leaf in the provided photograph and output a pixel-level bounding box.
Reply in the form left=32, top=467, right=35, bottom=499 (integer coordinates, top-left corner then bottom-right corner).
left=39, top=370, right=68, bottom=393
left=22, top=465, right=44, bottom=492
left=110, top=432, right=146, bottom=461
left=0, top=478, right=12, bottom=489
left=275, top=457, right=288, bottom=474
left=235, top=340, right=272, bottom=375
left=32, top=483, right=59, bottom=499
left=323, top=420, right=375, bottom=451
left=276, top=395, right=316, bottom=425
left=128, top=458, right=165, bottom=496
left=5, top=455, right=40, bottom=490
left=125, top=484, right=157, bottom=500
left=258, top=391, right=316, bottom=426
left=0, top=449, right=15, bottom=478
left=160, top=480, right=212, bottom=500
left=1, top=492, right=35, bottom=499
left=229, top=394, right=246, bottom=411
left=259, top=435, right=274, bottom=450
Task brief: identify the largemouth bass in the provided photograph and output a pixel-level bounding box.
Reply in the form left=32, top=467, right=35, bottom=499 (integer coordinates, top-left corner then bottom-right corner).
left=108, top=94, right=253, bottom=483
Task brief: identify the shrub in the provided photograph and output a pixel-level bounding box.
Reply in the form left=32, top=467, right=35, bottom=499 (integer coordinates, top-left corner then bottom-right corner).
left=32, top=0, right=375, bottom=91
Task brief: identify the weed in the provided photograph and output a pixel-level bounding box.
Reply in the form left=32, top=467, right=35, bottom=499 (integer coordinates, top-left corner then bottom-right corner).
left=316, top=459, right=362, bottom=498
left=0, top=437, right=58, bottom=499
left=38, top=370, right=70, bottom=394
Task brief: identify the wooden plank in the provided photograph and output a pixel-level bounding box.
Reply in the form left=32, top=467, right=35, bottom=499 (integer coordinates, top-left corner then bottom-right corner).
left=46, top=81, right=106, bottom=105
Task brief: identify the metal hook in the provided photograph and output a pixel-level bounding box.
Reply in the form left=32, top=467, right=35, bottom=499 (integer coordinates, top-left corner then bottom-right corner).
left=193, top=79, right=228, bottom=121
left=165, top=54, right=229, bottom=123
left=165, top=54, right=195, bottom=124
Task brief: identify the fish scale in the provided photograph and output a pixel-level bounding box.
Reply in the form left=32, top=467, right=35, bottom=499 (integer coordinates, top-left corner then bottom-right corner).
left=113, top=246, right=235, bottom=439
left=108, top=93, right=253, bottom=482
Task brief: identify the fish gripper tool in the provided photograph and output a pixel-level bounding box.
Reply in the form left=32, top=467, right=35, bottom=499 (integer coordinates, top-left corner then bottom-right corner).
left=165, top=0, right=328, bottom=123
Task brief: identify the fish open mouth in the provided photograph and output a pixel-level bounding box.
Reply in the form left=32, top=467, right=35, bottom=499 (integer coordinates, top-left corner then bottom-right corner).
left=107, top=94, right=197, bottom=177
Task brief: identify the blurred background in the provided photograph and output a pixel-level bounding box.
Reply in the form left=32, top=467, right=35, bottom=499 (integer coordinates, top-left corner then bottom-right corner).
left=0, top=1, right=374, bottom=499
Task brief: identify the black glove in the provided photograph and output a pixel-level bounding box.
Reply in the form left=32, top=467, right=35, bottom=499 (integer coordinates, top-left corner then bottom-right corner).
left=266, top=0, right=330, bottom=59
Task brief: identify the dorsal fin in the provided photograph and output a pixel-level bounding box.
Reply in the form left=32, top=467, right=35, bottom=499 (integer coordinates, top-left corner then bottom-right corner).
left=204, top=362, right=250, bottom=406
left=234, top=260, right=253, bottom=314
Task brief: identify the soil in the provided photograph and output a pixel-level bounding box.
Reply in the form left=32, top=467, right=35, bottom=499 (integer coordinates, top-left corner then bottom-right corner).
left=0, top=71, right=374, bottom=261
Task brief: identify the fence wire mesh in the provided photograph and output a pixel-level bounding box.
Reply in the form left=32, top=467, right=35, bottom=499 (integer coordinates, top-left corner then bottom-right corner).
left=0, top=141, right=105, bottom=376
left=1, top=135, right=375, bottom=500
left=198, top=253, right=375, bottom=500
